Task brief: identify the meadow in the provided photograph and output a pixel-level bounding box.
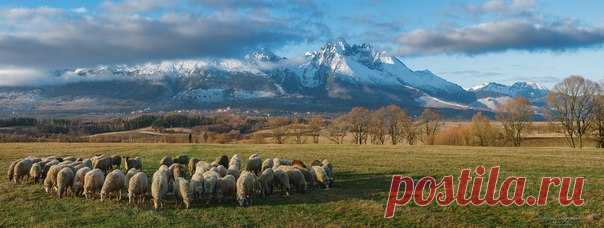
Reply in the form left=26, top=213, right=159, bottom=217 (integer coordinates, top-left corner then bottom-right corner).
left=1, top=143, right=603, bottom=227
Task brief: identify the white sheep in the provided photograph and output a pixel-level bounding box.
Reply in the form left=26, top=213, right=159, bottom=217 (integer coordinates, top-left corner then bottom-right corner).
left=261, top=159, right=273, bottom=172
left=202, top=170, right=219, bottom=203
left=7, top=159, right=19, bottom=182
left=13, top=158, right=34, bottom=183
left=188, top=158, right=200, bottom=175
left=312, top=166, right=332, bottom=188
left=82, top=159, right=93, bottom=169
left=226, top=168, right=240, bottom=180
left=83, top=168, right=105, bottom=199
left=322, top=159, right=334, bottom=185
left=128, top=171, right=148, bottom=205
left=272, top=169, right=290, bottom=196
left=259, top=168, right=274, bottom=197
left=101, top=169, right=126, bottom=201
left=214, top=165, right=227, bottom=177
left=195, top=161, right=211, bottom=175
left=125, top=168, right=138, bottom=186
left=246, top=155, right=262, bottom=175
left=229, top=154, right=241, bottom=170
left=29, top=162, right=44, bottom=184
left=151, top=167, right=170, bottom=210
left=216, top=174, right=236, bottom=203
left=176, top=177, right=192, bottom=209
left=44, top=164, right=65, bottom=194
left=236, top=171, right=257, bottom=207
left=56, top=167, right=75, bottom=198
left=189, top=172, right=205, bottom=200
left=278, top=166, right=306, bottom=194
left=73, top=167, right=91, bottom=196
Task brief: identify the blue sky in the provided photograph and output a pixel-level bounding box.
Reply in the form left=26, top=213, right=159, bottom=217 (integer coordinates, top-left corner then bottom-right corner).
left=0, top=0, right=603, bottom=88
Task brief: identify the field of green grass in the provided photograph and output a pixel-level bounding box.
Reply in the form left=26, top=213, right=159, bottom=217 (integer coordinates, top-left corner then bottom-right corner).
left=1, top=143, right=603, bottom=227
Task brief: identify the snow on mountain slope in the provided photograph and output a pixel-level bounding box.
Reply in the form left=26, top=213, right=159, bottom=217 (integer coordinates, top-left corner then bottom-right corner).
left=475, top=96, right=513, bottom=110
left=470, top=81, right=548, bottom=99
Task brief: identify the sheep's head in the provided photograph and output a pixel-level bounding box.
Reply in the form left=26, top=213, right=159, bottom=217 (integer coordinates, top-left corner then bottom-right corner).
left=238, top=196, right=251, bottom=207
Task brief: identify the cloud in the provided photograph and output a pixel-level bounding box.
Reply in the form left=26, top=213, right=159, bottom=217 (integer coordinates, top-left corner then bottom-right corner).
left=0, top=4, right=323, bottom=69
left=0, top=67, right=48, bottom=86
left=395, top=19, right=604, bottom=56
left=466, top=0, right=536, bottom=14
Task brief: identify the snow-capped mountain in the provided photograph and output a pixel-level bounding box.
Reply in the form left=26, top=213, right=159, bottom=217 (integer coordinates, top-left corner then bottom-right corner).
left=470, top=81, right=549, bottom=111
left=0, top=39, right=481, bottom=115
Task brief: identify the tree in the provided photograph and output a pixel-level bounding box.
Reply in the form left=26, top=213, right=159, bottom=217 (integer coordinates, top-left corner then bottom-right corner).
left=548, top=75, right=601, bottom=148
left=368, top=108, right=387, bottom=144
left=593, top=96, right=604, bottom=148
left=384, top=105, right=407, bottom=145
left=401, top=115, right=419, bottom=145
left=288, top=122, right=308, bottom=144
left=309, top=117, right=323, bottom=144
left=326, top=116, right=348, bottom=144
left=496, top=97, right=533, bottom=146
left=346, top=107, right=370, bottom=144
left=419, top=109, right=442, bottom=145
left=470, top=112, right=499, bottom=146
left=268, top=117, right=290, bottom=144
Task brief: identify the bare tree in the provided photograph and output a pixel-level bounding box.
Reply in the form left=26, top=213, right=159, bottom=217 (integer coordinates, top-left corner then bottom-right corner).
left=326, top=116, right=347, bottom=144
left=548, top=75, right=601, bottom=148
left=496, top=97, right=533, bottom=146
left=309, top=117, right=322, bottom=144
left=419, top=109, right=442, bottom=145
left=401, top=115, right=419, bottom=145
left=346, top=107, right=370, bottom=144
left=593, top=96, right=604, bottom=148
left=384, top=105, right=407, bottom=145
left=470, top=112, right=499, bottom=146
left=289, top=123, right=308, bottom=144
left=369, top=108, right=387, bottom=144
left=269, top=117, right=290, bottom=144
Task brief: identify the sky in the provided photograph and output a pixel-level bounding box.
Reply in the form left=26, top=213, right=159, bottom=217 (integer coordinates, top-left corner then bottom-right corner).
left=0, top=0, right=603, bottom=88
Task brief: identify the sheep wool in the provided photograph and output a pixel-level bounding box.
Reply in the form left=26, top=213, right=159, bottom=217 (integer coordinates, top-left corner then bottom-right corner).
left=7, top=159, right=18, bottom=181
left=272, top=168, right=290, bottom=196
left=188, top=158, right=200, bottom=175
left=13, top=158, right=34, bottom=183
left=216, top=174, right=236, bottom=203
left=151, top=168, right=169, bottom=210
left=83, top=169, right=105, bottom=199
left=259, top=168, right=274, bottom=197
left=128, top=171, right=148, bottom=205
left=236, top=171, right=257, bottom=207
left=177, top=177, right=192, bottom=209
left=56, top=167, right=75, bottom=198
left=261, top=159, right=273, bottom=172
left=29, top=162, right=43, bottom=184
left=73, top=167, right=91, bottom=196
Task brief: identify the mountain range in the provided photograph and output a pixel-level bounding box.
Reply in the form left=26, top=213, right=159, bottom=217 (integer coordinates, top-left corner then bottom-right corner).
left=0, top=39, right=550, bottom=117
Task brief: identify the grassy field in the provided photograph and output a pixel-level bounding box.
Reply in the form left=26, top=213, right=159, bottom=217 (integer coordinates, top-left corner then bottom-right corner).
left=1, top=143, right=603, bottom=227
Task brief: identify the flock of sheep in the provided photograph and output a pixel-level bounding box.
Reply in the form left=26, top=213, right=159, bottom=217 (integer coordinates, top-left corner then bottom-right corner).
left=6, top=153, right=334, bottom=210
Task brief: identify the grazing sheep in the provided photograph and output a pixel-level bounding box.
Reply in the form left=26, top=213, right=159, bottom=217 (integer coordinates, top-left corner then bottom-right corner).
left=151, top=168, right=170, bottom=210
left=226, top=168, right=240, bottom=180
left=214, top=155, right=229, bottom=168
left=169, top=164, right=186, bottom=180
left=195, top=161, right=211, bottom=175
left=128, top=172, right=148, bottom=205
left=73, top=167, right=91, bottom=196
left=261, top=159, right=273, bottom=172
left=216, top=175, right=236, bottom=203
left=272, top=158, right=292, bottom=169
left=246, top=155, right=262, bottom=175
left=80, top=159, right=92, bottom=169
left=322, top=159, right=334, bottom=184
left=292, top=160, right=308, bottom=169
left=202, top=170, right=219, bottom=203
left=188, top=158, right=200, bottom=174
left=312, top=166, right=332, bottom=188
left=13, top=158, right=34, bottom=184
left=175, top=155, right=189, bottom=165
left=83, top=169, right=105, bottom=199
left=236, top=171, right=257, bottom=207
left=189, top=172, right=205, bottom=200
left=56, top=167, right=75, bottom=198
left=92, top=157, right=113, bottom=173
left=278, top=166, right=306, bottom=194
left=176, top=177, right=192, bottom=209
left=272, top=169, right=290, bottom=196
left=63, top=156, right=76, bottom=162
left=101, top=169, right=127, bottom=201
left=7, top=160, right=18, bottom=181
left=160, top=156, right=173, bottom=167
left=125, top=168, right=138, bottom=186
left=111, top=155, right=122, bottom=169
left=214, top=165, right=227, bottom=177
left=124, top=157, right=142, bottom=171
left=44, top=164, right=65, bottom=194
left=29, top=162, right=43, bottom=184
left=43, top=160, right=59, bottom=176
left=310, top=160, right=322, bottom=167
left=259, top=168, right=274, bottom=197
left=229, top=154, right=241, bottom=170
left=295, top=167, right=316, bottom=191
